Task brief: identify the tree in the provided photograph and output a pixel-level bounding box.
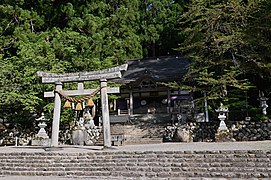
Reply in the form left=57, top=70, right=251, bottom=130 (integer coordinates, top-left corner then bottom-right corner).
left=0, top=0, right=186, bottom=132
left=243, top=0, right=271, bottom=93
left=177, top=0, right=271, bottom=120
left=0, top=2, right=48, bottom=131
left=0, top=0, right=142, bottom=131
left=139, top=0, right=185, bottom=57
left=177, top=0, right=261, bottom=108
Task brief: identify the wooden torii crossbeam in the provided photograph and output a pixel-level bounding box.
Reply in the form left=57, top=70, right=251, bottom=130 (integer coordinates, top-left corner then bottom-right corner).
left=37, top=64, right=128, bottom=148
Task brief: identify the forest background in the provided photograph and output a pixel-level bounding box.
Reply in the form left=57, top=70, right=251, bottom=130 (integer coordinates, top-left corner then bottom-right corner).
left=0, top=0, right=270, bottom=134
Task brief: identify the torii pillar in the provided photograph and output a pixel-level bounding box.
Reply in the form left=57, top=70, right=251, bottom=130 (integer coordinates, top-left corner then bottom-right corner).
left=100, top=79, right=111, bottom=148
left=51, top=82, right=62, bottom=147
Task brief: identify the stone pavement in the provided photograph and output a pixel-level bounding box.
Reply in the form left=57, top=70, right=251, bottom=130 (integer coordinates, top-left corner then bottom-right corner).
left=0, top=141, right=271, bottom=180
left=0, top=140, right=271, bottom=153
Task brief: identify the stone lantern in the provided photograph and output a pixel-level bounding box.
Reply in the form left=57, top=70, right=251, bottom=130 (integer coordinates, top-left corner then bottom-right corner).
left=32, top=113, right=50, bottom=146
left=258, top=91, right=268, bottom=115
left=36, top=113, right=49, bottom=139
left=215, top=103, right=229, bottom=131
left=215, top=103, right=233, bottom=142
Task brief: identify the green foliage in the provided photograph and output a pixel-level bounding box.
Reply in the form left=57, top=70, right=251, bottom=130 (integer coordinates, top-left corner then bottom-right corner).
left=177, top=0, right=270, bottom=113
left=243, top=0, right=271, bottom=91
left=139, top=0, right=185, bottom=56
left=0, top=0, right=270, bottom=128
left=0, top=0, right=186, bottom=131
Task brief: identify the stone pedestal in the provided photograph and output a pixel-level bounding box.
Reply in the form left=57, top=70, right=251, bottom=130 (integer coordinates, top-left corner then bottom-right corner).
left=72, top=129, right=85, bottom=145
left=32, top=138, right=51, bottom=146
left=215, top=130, right=234, bottom=142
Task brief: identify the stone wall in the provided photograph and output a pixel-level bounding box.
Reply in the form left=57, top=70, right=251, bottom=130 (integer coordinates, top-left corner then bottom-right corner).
left=162, top=119, right=271, bottom=142
left=192, top=122, right=219, bottom=142
left=112, top=114, right=271, bottom=143
left=232, top=120, right=271, bottom=141
left=163, top=122, right=218, bottom=142
left=188, top=120, right=271, bottom=142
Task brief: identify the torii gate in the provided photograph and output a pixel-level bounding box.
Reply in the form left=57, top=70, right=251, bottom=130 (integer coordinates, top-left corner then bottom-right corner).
left=37, top=64, right=128, bottom=148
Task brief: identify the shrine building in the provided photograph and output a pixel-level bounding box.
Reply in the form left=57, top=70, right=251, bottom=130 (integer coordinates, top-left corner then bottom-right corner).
left=108, top=56, right=195, bottom=124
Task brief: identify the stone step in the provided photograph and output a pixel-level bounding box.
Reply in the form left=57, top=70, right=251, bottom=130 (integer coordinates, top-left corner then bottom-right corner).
left=0, top=154, right=270, bottom=161
left=1, top=170, right=271, bottom=179
left=0, top=160, right=270, bottom=167
left=1, top=164, right=271, bottom=172
left=1, top=165, right=270, bottom=174
left=0, top=154, right=265, bottom=159
left=1, top=159, right=270, bottom=166
left=124, top=138, right=163, bottom=145
left=0, top=150, right=270, bottom=179
left=1, top=150, right=268, bottom=155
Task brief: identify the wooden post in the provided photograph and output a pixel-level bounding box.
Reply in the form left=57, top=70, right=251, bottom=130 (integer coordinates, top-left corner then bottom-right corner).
left=204, top=92, right=209, bottom=122
left=167, top=90, right=171, bottom=113
left=129, top=91, right=133, bottom=115
left=100, top=79, right=112, bottom=148
left=51, top=82, right=62, bottom=147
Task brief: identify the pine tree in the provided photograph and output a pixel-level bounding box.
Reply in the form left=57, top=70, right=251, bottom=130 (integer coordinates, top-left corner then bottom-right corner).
left=178, top=0, right=259, bottom=105
left=243, top=0, right=271, bottom=93
left=139, top=0, right=185, bottom=57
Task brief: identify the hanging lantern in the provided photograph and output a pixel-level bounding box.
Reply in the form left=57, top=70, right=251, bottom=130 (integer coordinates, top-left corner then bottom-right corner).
left=75, top=102, right=83, bottom=111
left=63, top=100, right=72, bottom=108
left=87, top=98, right=95, bottom=107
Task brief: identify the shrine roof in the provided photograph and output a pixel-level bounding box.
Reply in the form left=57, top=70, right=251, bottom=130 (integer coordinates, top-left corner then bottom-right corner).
left=116, top=56, right=190, bottom=84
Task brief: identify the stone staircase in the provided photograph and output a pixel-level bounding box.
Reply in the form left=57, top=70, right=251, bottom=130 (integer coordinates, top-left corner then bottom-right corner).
left=109, top=114, right=167, bottom=145
left=0, top=150, right=271, bottom=179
